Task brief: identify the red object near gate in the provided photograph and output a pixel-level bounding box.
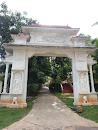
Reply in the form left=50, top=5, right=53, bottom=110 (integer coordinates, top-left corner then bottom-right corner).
left=62, top=83, right=73, bottom=93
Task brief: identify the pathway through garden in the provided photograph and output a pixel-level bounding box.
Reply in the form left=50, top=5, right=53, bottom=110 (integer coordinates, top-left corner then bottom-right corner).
left=3, top=86, right=98, bottom=130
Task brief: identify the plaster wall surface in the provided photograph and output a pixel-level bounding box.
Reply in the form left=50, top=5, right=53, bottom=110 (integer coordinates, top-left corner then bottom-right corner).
left=0, top=25, right=97, bottom=108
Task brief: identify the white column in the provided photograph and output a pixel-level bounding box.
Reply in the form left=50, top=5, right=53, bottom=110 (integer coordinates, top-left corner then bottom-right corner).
left=89, top=64, right=96, bottom=93
left=0, top=81, right=2, bottom=93
left=72, top=54, right=79, bottom=105
left=2, top=63, right=9, bottom=93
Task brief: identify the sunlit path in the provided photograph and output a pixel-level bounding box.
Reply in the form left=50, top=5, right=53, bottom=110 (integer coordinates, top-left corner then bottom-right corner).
left=3, top=86, right=98, bottom=130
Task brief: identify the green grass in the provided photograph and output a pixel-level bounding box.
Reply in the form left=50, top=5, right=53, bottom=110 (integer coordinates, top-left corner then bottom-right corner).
left=79, top=105, right=98, bottom=123
left=0, top=96, right=36, bottom=130
left=53, top=92, right=74, bottom=107
left=53, top=92, right=98, bottom=123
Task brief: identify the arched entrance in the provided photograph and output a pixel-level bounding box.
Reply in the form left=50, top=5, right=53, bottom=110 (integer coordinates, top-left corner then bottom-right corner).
left=0, top=24, right=97, bottom=108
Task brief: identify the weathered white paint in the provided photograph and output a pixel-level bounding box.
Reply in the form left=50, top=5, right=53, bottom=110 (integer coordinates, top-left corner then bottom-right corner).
left=2, top=63, right=9, bottom=93
left=0, top=81, right=2, bottom=93
left=90, top=65, right=96, bottom=93
left=0, top=24, right=97, bottom=107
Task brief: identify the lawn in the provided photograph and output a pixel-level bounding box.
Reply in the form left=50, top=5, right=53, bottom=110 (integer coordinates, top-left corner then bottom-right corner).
left=0, top=96, right=36, bottom=130
left=53, top=92, right=98, bottom=123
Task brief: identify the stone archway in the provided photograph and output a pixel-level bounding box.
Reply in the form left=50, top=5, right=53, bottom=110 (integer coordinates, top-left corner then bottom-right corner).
left=0, top=24, right=97, bottom=108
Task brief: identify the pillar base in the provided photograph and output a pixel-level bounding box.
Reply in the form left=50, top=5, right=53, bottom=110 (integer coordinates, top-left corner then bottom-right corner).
left=73, top=93, right=98, bottom=106
left=0, top=102, right=27, bottom=108
left=91, top=91, right=96, bottom=94
left=0, top=94, right=27, bottom=108
left=2, top=92, right=7, bottom=94
left=79, top=93, right=98, bottom=105
left=8, top=103, right=27, bottom=108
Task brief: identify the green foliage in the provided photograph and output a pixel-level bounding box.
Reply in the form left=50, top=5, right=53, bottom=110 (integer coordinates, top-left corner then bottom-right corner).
left=53, top=92, right=74, bottom=107
left=0, top=3, right=41, bottom=95
left=28, top=56, right=51, bottom=84
left=0, top=3, right=52, bottom=95
left=78, top=33, right=92, bottom=44
left=27, top=56, right=52, bottom=95
left=0, top=2, right=38, bottom=44
left=79, top=106, right=98, bottom=123
left=0, top=64, right=5, bottom=73
left=36, top=57, right=52, bottom=76
left=92, top=39, right=98, bottom=79
left=27, top=56, right=72, bottom=95
left=27, top=83, right=39, bottom=96
left=51, top=57, right=72, bottom=82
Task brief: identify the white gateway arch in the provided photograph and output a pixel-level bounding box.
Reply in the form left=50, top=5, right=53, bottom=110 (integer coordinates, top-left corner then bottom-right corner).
left=0, top=24, right=97, bottom=108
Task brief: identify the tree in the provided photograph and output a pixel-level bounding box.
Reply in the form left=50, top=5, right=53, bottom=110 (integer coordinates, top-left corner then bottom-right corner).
left=51, top=57, right=72, bottom=82
left=0, top=2, right=38, bottom=59
left=92, top=39, right=98, bottom=79
left=27, top=56, right=52, bottom=95
left=0, top=2, right=38, bottom=44
left=0, top=3, right=41, bottom=95
left=78, top=33, right=92, bottom=44
left=0, top=3, right=73, bottom=95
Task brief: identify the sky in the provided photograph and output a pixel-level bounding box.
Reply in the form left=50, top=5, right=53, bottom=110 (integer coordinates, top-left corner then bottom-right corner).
left=0, top=0, right=98, bottom=38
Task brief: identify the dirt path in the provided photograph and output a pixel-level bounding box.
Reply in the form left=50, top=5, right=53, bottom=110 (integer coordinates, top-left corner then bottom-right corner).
left=3, top=86, right=98, bottom=130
